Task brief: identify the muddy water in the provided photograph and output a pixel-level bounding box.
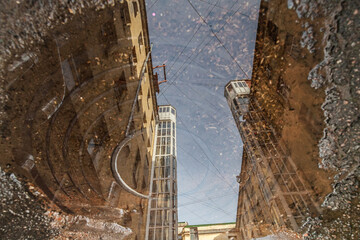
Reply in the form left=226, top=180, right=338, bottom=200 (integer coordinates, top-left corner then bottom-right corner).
left=1, top=2, right=147, bottom=239
left=1, top=0, right=360, bottom=239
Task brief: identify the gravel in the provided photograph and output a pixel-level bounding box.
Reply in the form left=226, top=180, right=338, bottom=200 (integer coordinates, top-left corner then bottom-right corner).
left=0, top=168, right=59, bottom=239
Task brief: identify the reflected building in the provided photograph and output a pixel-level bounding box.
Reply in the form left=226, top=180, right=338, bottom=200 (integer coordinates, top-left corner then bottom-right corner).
left=225, top=80, right=321, bottom=239
left=146, top=105, right=178, bottom=240
left=178, top=222, right=236, bottom=240
left=2, top=0, right=160, bottom=239
left=224, top=0, right=336, bottom=239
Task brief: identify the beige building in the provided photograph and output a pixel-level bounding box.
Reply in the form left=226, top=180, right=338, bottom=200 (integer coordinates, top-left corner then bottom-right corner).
left=2, top=0, right=159, bottom=239
left=179, top=222, right=236, bottom=240
left=228, top=0, right=334, bottom=239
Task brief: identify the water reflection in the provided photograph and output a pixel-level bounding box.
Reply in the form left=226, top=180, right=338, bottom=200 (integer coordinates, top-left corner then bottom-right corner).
left=148, top=0, right=261, bottom=225
left=2, top=1, right=156, bottom=239
left=1, top=0, right=359, bottom=239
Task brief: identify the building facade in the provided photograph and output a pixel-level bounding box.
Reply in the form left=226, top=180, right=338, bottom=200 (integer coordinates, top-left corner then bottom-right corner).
left=146, top=105, right=178, bottom=240
left=179, top=222, right=236, bottom=240
left=2, top=0, right=159, bottom=238
left=225, top=80, right=321, bottom=239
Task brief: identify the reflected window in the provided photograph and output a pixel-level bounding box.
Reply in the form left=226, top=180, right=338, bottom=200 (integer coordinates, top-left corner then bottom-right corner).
left=155, top=228, right=162, bottom=239
left=132, top=1, right=139, bottom=18
left=150, top=211, right=156, bottom=224
left=156, top=210, right=162, bottom=226
left=138, top=32, right=143, bottom=47
left=151, top=199, right=157, bottom=208
left=227, top=83, right=234, bottom=94
left=165, top=166, right=170, bottom=178
left=148, top=230, right=154, bottom=240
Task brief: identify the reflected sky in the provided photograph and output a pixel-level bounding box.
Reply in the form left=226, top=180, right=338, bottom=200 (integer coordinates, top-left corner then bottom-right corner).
left=146, top=0, right=261, bottom=224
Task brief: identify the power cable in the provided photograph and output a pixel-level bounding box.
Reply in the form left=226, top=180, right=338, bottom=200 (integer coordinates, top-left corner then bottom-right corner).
left=161, top=94, right=239, bottom=195
left=177, top=144, right=234, bottom=192
left=148, top=0, right=160, bottom=10
left=159, top=0, right=256, bottom=97
left=163, top=0, right=241, bottom=85
left=198, top=0, right=253, bottom=19
left=181, top=194, right=234, bottom=217
left=166, top=0, right=220, bottom=74
left=179, top=192, right=236, bottom=208
left=159, top=82, right=243, bottom=145
left=186, top=0, right=249, bottom=78
left=177, top=151, right=197, bottom=182
left=182, top=205, right=211, bottom=223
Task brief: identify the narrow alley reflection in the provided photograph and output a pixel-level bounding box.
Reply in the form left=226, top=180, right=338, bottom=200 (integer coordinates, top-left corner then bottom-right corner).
left=1, top=0, right=359, bottom=240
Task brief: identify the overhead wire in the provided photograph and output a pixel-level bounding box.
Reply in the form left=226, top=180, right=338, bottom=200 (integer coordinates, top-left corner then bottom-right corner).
left=179, top=192, right=236, bottom=208
left=182, top=205, right=211, bottom=223
left=165, top=0, right=248, bottom=85
left=162, top=0, right=241, bottom=90
left=161, top=94, right=239, bottom=195
left=186, top=0, right=249, bottom=78
left=159, top=0, right=256, bottom=97
left=148, top=0, right=160, bottom=10
left=177, top=144, right=238, bottom=195
left=198, top=0, right=254, bottom=19
left=158, top=82, right=244, bottom=147
left=181, top=194, right=234, bottom=217
left=176, top=151, right=197, bottom=182
left=166, top=0, right=220, bottom=75
left=150, top=0, right=259, bottom=224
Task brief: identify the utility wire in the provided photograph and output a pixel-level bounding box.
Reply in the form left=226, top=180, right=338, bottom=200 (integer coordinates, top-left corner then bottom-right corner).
left=160, top=0, right=255, bottom=97
left=165, top=0, right=246, bottom=86
left=177, top=144, right=235, bottom=193
left=181, top=194, right=234, bottom=217
left=182, top=206, right=211, bottom=223
left=163, top=0, right=241, bottom=87
left=198, top=0, right=253, bottom=19
left=186, top=0, right=249, bottom=78
left=148, top=0, right=160, bottom=10
left=159, top=82, right=242, bottom=145
left=161, top=94, right=238, bottom=195
left=179, top=192, right=236, bottom=208
left=167, top=0, right=219, bottom=74
left=177, top=151, right=197, bottom=182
